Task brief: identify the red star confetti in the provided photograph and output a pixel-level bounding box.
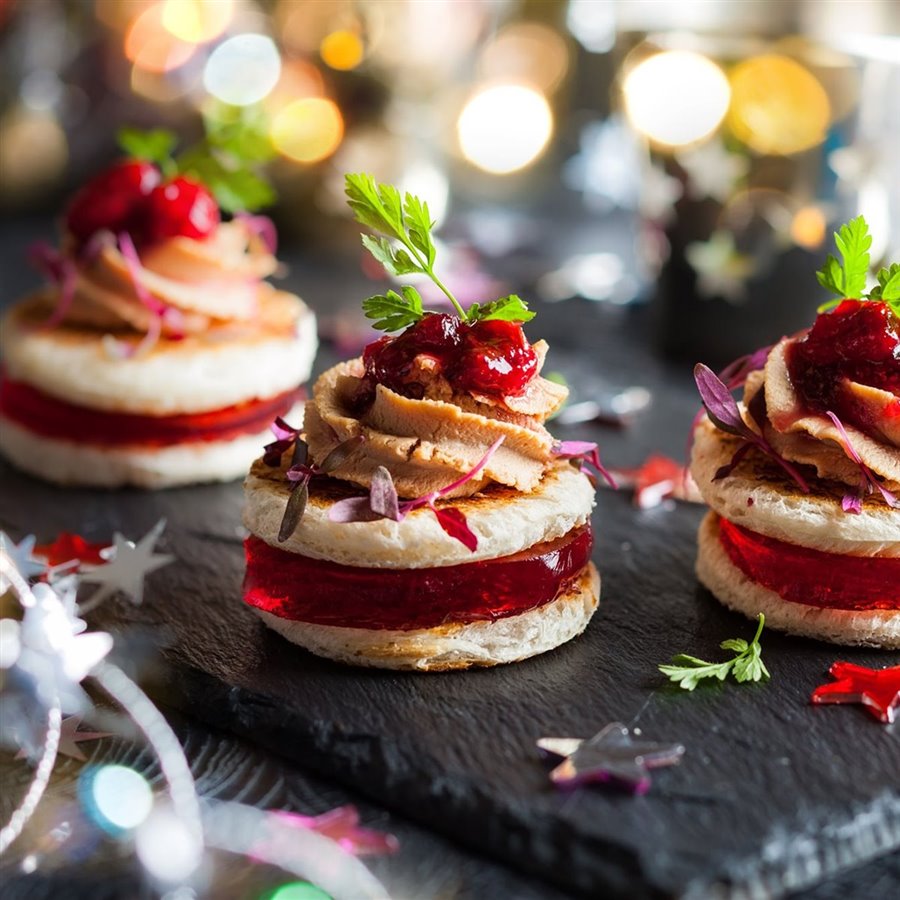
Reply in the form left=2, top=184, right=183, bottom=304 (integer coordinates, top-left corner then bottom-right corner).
left=34, top=533, right=110, bottom=569
left=611, top=455, right=701, bottom=509
left=811, top=662, right=900, bottom=724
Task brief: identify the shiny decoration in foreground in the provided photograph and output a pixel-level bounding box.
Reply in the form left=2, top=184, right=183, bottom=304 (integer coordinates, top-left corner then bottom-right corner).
left=538, top=723, right=685, bottom=794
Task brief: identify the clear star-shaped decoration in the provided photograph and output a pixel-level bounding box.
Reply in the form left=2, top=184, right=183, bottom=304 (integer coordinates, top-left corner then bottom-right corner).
left=15, top=714, right=113, bottom=762
left=0, top=533, right=47, bottom=592
left=685, top=230, right=756, bottom=303
left=639, top=165, right=683, bottom=225
left=538, top=722, right=685, bottom=794
left=80, top=520, right=173, bottom=608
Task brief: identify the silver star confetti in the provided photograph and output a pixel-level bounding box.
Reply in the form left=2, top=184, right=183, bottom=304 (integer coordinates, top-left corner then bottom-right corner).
left=0, top=533, right=46, bottom=593
left=80, top=520, right=173, bottom=608
left=538, top=722, right=685, bottom=794
left=685, top=230, right=755, bottom=303
left=677, top=140, right=749, bottom=203
left=16, top=715, right=113, bottom=762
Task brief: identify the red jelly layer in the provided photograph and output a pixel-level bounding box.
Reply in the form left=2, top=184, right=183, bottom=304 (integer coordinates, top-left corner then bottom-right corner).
left=718, top=517, right=899, bottom=611
left=243, top=526, right=593, bottom=631
left=0, top=374, right=302, bottom=448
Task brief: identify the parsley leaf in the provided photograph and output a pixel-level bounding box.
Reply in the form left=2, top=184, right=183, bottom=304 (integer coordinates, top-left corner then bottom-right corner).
left=816, top=216, right=871, bottom=299
left=467, top=294, right=535, bottom=324
left=659, top=614, right=770, bottom=691
left=362, top=286, right=424, bottom=331
left=870, top=263, right=900, bottom=317
left=117, top=127, right=177, bottom=175
left=345, top=173, right=467, bottom=321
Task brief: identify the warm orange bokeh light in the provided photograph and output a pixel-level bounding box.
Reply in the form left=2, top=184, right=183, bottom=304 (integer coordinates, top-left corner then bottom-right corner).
left=791, top=206, right=827, bottom=249
left=320, top=29, right=364, bottom=71
left=270, top=98, right=344, bottom=164
left=125, top=3, right=196, bottom=73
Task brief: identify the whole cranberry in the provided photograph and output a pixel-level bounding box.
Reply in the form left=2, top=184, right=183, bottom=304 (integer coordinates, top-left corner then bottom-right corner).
left=65, top=160, right=159, bottom=246
left=141, top=176, right=220, bottom=245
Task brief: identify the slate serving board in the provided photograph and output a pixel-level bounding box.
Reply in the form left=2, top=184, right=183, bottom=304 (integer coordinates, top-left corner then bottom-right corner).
left=2, top=300, right=897, bottom=899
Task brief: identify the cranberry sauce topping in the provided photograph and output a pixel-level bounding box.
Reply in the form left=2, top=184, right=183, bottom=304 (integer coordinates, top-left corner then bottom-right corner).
left=718, top=517, right=899, bottom=611
left=65, top=161, right=219, bottom=250
left=787, top=300, right=900, bottom=437
left=243, top=525, right=593, bottom=631
left=66, top=161, right=160, bottom=248
left=0, top=373, right=301, bottom=447
left=358, top=313, right=538, bottom=404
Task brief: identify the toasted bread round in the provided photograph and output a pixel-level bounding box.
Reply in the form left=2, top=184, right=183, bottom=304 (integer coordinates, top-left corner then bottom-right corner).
left=691, top=417, right=900, bottom=557
left=697, top=512, right=899, bottom=649
left=0, top=403, right=303, bottom=489
left=1, top=292, right=316, bottom=415
left=252, top=562, right=600, bottom=670
left=243, top=461, right=596, bottom=569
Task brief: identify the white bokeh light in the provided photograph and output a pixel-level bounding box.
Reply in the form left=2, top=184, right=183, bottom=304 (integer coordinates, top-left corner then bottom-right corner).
left=623, top=51, right=730, bottom=148
left=457, top=84, right=553, bottom=175
left=203, top=34, right=281, bottom=106
left=88, top=765, right=153, bottom=831
left=136, top=807, right=203, bottom=883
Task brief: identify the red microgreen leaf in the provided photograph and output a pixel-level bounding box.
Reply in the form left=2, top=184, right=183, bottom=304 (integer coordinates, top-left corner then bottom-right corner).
left=431, top=506, right=478, bottom=551
left=552, top=440, right=617, bottom=489
left=693, top=364, right=749, bottom=436
left=842, top=493, right=863, bottom=515
left=435, top=436, right=505, bottom=498
left=825, top=411, right=899, bottom=510
left=235, top=212, right=278, bottom=254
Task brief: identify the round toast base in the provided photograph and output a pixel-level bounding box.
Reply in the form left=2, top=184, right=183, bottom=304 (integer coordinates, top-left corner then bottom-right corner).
left=697, top=512, right=899, bottom=649
left=252, top=562, right=600, bottom=671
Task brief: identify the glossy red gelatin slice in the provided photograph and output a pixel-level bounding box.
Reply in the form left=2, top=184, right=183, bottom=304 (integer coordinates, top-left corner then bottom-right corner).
left=718, top=517, right=899, bottom=611
left=0, top=373, right=302, bottom=447
left=243, top=525, right=593, bottom=631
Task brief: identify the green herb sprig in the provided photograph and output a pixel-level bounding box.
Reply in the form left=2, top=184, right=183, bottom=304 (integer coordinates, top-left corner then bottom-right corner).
left=816, top=216, right=900, bottom=316
left=117, top=107, right=276, bottom=214
left=345, top=173, right=536, bottom=331
left=659, top=613, right=770, bottom=691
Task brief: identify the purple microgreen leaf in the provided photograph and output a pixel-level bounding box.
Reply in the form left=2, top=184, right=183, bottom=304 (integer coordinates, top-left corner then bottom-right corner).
left=825, top=411, right=900, bottom=509
left=278, top=481, right=309, bottom=542
left=713, top=442, right=753, bottom=481
left=28, top=243, right=78, bottom=329
left=717, top=345, right=772, bottom=390
left=263, top=439, right=293, bottom=467
left=693, top=364, right=749, bottom=436
left=290, top=437, right=309, bottom=468
left=328, top=496, right=384, bottom=523
left=431, top=506, right=478, bottom=551
left=435, top=436, right=505, bottom=498
left=286, top=465, right=315, bottom=483
left=235, top=212, right=278, bottom=254
left=369, top=466, right=400, bottom=521
left=319, top=435, right=366, bottom=474
left=552, top=440, right=617, bottom=489
left=271, top=416, right=300, bottom=442
left=842, top=493, right=863, bottom=515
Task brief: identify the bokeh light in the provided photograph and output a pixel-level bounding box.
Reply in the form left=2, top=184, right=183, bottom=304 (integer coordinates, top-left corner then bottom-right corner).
left=79, top=765, right=153, bottom=834
left=270, top=98, right=344, bottom=164
left=727, top=55, right=830, bottom=155
left=0, top=108, right=68, bottom=197
left=125, top=3, right=196, bottom=73
left=161, top=0, right=234, bottom=44
left=399, top=161, right=450, bottom=228
left=135, top=807, right=203, bottom=882
left=623, top=51, right=730, bottom=148
left=479, top=22, right=570, bottom=93
left=791, top=206, right=827, bottom=249
left=320, top=29, right=364, bottom=71
left=267, top=883, right=331, bottom=900
left=203, top=34, right=282, bottom=106
left=457, top=84, right=553, bottom=175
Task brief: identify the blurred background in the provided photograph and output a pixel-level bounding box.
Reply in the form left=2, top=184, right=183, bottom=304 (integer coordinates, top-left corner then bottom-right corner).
left=1, top=0, right=898, bottom=364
